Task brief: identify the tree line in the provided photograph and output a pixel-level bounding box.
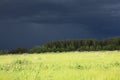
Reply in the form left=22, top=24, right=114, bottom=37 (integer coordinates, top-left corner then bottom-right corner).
left=0, top=37, right=120, bottom=54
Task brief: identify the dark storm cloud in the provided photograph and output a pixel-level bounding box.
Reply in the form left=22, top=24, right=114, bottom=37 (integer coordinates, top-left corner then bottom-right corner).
left=0, top=0, right=120, bottom=49
left=0, top=23, right=92, bottom=49
left=0, top=0, right=120, bottom=25
left=0, top=0, right=120, bottom=26
left=0, top=0, right=120, bottom=23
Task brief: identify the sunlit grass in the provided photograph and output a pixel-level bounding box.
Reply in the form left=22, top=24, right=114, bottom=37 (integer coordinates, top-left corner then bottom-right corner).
left=0, top=51, right=120, bottom=80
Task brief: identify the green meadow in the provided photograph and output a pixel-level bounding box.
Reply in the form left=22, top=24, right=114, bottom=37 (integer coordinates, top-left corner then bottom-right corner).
left=0, top=51, right=120, bottom=80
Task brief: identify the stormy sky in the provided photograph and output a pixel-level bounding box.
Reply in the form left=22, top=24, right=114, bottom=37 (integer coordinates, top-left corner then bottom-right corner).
left=0, top=0, right=120, bottom=49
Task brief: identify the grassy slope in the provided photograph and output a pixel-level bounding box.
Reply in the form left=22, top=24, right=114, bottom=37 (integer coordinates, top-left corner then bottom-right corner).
left=0, top=51, right=120, bottom=80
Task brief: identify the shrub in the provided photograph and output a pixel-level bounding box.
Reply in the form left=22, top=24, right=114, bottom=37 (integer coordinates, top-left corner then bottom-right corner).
left=9, top=48, right=28, bottom=54
left=0, top=50, right=9, bottom=55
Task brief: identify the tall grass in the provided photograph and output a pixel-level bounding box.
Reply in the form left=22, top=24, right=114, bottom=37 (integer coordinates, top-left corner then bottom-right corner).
left=0, top=51, right=120, bottom=80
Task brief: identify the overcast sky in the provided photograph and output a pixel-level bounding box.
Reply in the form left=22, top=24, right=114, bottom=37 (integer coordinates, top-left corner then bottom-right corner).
left=0, top=0, right=120, bottom=49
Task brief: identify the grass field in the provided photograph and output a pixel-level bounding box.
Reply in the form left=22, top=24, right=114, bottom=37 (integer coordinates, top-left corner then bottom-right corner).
left=0, top=51, right=120, bottom=80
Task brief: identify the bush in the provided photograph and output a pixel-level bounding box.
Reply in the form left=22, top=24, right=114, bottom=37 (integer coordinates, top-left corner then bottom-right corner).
left=28, top=46, right=45, bottom=53
left=9, top=48, right=28, bottom=54
left=0, top=50, right=9, bottom=55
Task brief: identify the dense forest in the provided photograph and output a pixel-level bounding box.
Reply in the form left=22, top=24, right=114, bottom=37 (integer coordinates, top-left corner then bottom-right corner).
left=0, top=37, right=120, bottom=54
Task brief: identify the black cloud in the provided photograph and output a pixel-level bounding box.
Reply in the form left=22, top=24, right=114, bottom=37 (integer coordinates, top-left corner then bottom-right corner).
left=0, top=0, right=120, bottom=49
